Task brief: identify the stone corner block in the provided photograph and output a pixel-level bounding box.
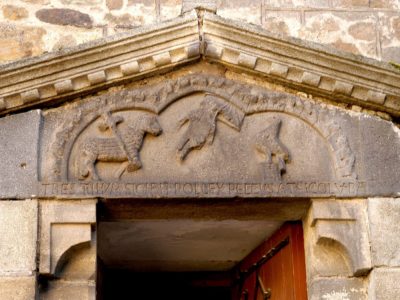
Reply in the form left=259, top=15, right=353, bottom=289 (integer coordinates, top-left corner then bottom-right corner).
left=39, top=200, right=97, bottom=276
left=307, top=199, right=371, bottom=277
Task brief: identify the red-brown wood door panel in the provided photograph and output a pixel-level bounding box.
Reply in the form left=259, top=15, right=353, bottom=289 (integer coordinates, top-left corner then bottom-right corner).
left=233, top=222, right=307, bottom=300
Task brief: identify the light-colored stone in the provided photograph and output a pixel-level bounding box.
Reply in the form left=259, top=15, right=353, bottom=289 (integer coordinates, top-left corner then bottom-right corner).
left=0, top=200, right=38, bottom=275
left=304, top=199, right=371, bottom=279
left=39, top=200, right=96, bottom=275
left=368, top=268, right=400, bottom=299
left=309, top=277, right=367, bottom=300
left=0, top=276, right=36, bottom=300
left=2, top=5, right=28, bottom=21
left=368, top=198, right=400, bottom=267
left=40, top=280, right=95, bottom=300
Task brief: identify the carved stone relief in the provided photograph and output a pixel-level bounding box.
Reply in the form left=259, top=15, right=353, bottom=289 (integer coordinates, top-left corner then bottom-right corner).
left=40, top=74, right=361, bottom=198
left=78, top=112, right=162, bottom=180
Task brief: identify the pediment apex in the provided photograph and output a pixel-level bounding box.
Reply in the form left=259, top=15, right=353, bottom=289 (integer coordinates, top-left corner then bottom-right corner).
left=0, top=10, right=399, bottom=118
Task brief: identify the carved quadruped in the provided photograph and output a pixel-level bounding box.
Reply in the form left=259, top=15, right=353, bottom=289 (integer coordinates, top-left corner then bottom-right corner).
left=47, top=74, right=356, bottom=183
left=39, top=200, right=96, bottom=276
left=310, top=199, right=372, bottom=276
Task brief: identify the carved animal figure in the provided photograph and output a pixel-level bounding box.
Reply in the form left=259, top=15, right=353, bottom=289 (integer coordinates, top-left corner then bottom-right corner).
left=177, top=97, right=220, bottom=161
left=255, top=118, right=290, bottom=176
left=79, top=114, right=162, bottom=180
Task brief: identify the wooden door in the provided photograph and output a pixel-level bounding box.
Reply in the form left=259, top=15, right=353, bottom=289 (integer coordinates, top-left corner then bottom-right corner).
left=232, top=222, right=307, bottom=300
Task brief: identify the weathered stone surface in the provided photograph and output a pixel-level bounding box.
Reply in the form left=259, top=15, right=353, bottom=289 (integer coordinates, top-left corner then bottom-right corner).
left=36, top=9, right=93, bottom=28
left=106, top=0, right=123, bottom=10
left=0, top=200, right=37, bottom=275
left=21, top=0, right=49, bottom=4
left=32, top=71, right=400, bottom=199
left=348, top=22, right=376, bottom=42
left=2, top=5, right=28, bottom=21
left=331, top=0, right=369, bottom=7
left=368, top=268, right=400, bottom=299
left=105, top=13, right=143, bottom=28
left=264, top=11, right=302, bottom=37
left=52, top=35, right=78, bottom=52
left=359, top=116, right=400, bottom=195
left=309, top=277, right=367, bottom=300
left=40, top=280, right=95, bottom=300
left=0, top=276, right=37, bottom=300
left=218, top=0, right=261, bottom=25
left=264, top=0, right=304, bottom=7
left=0, top=23, right=46, bottom=63
left=39, top=200, right=96, bottom=275
left=61, top=0, right=102, bottom=4
left=161, top=0, right=182, bottom=21
left=368, top=198, right=400, bottom=267
left=182, top=0, right=217, bottom=13
left=0, top=111, right=41, bottom=198
left=370, top=0, right=400, bottom=9
left=38, top=74, right=378, bottom=199
left=304, top=199, right=371, bottom=278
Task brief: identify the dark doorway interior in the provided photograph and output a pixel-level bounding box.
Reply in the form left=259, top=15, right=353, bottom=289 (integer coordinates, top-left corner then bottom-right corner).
left=101, top=269, right=232, bottom=300
left=96, top=199, right=309, bottom=300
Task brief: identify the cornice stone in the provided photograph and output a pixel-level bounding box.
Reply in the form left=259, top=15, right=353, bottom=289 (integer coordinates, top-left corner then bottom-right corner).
left=0, top=10, right=399, bottom=117
left=0, top=11, right=200, bottom=116
left=202, top=12, right=400, bottom=117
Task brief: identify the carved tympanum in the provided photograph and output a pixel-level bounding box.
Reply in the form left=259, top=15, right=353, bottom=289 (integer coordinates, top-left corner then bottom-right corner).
left=78, top=112, right=162, bottom=180
left=177, top=94, right=244, bottom=160
left=255, top=118, right=290, bottom=181
left=48, top=74, right=357, bottom=185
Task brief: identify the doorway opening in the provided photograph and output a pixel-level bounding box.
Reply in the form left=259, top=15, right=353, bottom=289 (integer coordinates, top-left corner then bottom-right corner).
left=96, top=198, right=309, bottom=300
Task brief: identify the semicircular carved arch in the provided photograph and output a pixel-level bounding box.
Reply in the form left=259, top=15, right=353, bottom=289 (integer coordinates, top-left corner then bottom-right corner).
left=49, top=74, right=356, bottom=185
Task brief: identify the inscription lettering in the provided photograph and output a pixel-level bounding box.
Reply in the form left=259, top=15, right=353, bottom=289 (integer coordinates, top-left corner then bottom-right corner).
left=40, top=181, right=367, bottom=198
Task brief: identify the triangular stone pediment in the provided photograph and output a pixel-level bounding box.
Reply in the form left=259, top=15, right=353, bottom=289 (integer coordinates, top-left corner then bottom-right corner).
left=0, top=10, right=399, bottom=118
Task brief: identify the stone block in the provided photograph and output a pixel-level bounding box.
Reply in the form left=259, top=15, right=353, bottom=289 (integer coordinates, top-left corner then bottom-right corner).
left=35, top=9, right=93, bottom=28
left=0, top=110, right=41, bottom=199
left=263, top=11, right=302, bottom=37
left=39, top=200, right=96, bottom=275
left=370, top=0, right=400, bottom=9
left=2, top=5, right=28, bottom=21
left=161, top=0, right=182, bottom=21
left=218, top=0, right=261, bottom=25
left=303, top=199, right=372, bottom=283
left=182, top=0, right=217, bottom=13
left=106, top=0, right=123, bottom=10
left=379, top=13, right=400, bottom=63
left=359, top=116, right=400, bottom=196
left=264, top=0, right=305, bottom=7
left=0, top=276, right=36, bottom=300
left=368, top=198, right=400, bottom=267
left=309, top=277, right=367, bottom=300
left=0, top=200, right=38, bottom=275
left=331, top=0, right=369, bottom=7
left=0, top=23, right=46, bottom=63
left=368, top=268, right=400, bottom=300
left=40, top=280, right=95, bottom=300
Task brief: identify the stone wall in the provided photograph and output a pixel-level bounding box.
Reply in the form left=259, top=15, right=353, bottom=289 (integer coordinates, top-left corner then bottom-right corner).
left=0, top=0, right=399, bottom=64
